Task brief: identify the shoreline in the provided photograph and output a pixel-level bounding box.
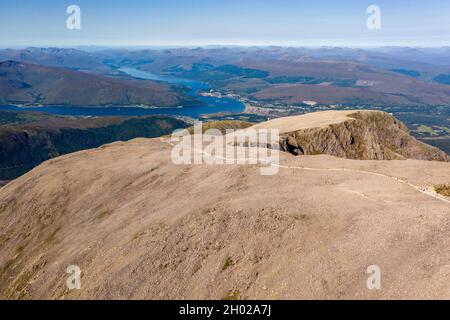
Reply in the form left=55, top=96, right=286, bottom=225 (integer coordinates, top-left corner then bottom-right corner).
left=11, top=104, right=185, bottom=110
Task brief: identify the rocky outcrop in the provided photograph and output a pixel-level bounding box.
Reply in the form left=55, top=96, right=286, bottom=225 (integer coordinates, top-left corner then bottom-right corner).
left=278, top=110, right=449, bottom=161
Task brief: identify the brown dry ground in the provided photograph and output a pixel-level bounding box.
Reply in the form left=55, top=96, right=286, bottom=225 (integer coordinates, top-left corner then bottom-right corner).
left=250, top=110, right=355, bottom=134
left=0, top=137, right=449, bottom=300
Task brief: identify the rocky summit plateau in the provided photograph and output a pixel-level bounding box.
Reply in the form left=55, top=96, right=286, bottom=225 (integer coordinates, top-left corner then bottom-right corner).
left=251, top=110, right=449, bottom=161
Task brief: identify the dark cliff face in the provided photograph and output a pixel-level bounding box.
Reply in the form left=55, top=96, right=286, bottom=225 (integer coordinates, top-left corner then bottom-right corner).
left=0, top=116, right=189, bottom=180
left=280, top=111, right=449, bottom=161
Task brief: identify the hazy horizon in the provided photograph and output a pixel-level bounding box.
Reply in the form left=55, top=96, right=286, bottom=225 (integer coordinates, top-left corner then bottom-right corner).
left=1, top=45, right=450, bottom=51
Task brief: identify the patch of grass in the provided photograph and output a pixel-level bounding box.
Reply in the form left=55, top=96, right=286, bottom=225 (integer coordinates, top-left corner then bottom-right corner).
left=187, top=120, right=253, bottom=135
left=132, top=231, right=146, bottom=240
left=222, top=257, right=234, bottom=271
left=435, top=126, right=450, bottom=134
left=4, top=271, right=32, bottom=300
left=0, top=203, right=8, bottom=216
left=0, top=234, right=11, bottom=248
left=97, top=209, right=114, bottom=219
left=44, top=226, right=62, bottom=245
left=292, top=213, right=308, bottom=221
left=417, top=125, right=438, bottom=136
left=222, top=290, right=240, bottom=300
left=16, top=245, right=25, bottom=254
left=435, top=184, right=450, bottom=197
left=0, top=259, right=15, bottom=279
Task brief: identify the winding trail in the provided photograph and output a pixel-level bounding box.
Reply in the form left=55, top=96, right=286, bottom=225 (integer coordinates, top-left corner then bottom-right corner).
left=162, top=138, right=450, bottom=205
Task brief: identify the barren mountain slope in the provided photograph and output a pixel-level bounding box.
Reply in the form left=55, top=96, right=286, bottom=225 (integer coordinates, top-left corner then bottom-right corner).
left=0, top=135, right=449, bottom=299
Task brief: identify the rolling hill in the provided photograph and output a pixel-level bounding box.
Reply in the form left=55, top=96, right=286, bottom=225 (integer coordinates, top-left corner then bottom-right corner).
left=234, top=59, right=450, bottom=107
left=0, top=61, right=194, bottom=107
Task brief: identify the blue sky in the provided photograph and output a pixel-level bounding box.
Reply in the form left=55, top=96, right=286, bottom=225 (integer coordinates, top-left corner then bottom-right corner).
left=1, top=0, right=449, bottom=47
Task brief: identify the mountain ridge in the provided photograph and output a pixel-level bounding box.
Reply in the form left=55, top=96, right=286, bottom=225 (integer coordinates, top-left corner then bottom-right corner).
left=0, top=60, right=193, bottom=107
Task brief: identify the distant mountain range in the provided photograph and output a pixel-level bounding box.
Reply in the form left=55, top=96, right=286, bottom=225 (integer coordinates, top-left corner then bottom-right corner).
left=93, top=46, right=450, bottom=107
left=0, top=47, right=113, bottom=73
left=0, top=60, right=194, bottom=107
left=2, top=47, right=450, bottom=108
